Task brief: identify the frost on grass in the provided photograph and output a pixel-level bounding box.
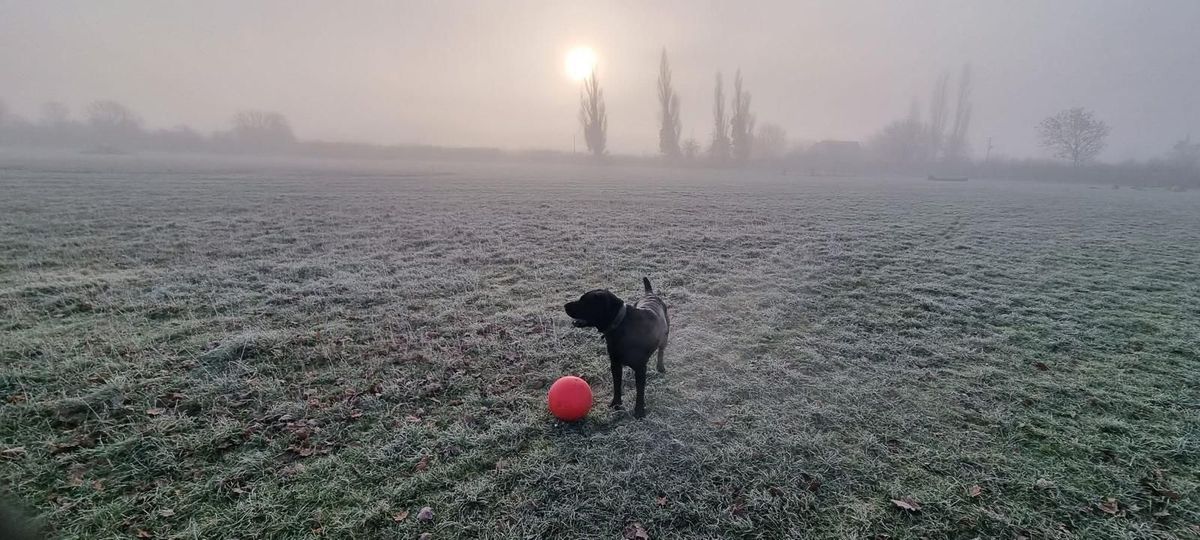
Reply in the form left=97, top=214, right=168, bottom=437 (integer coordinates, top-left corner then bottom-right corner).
left=0, top=157, right=1198, bottom=539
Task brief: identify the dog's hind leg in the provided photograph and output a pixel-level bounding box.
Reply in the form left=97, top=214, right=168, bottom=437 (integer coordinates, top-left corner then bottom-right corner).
left=633, top=364, right=648, bottom=418
left=655, top=345, right=666, bottom=373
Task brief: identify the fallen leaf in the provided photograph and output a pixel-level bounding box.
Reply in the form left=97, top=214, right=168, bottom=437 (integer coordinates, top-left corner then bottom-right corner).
left=391, top=510, right=408, bottom=522
left=136, top=529, right=153, bottom=538
left=1033, top=361, right=1049, bottom=371
left=967, top=485, right=983, bottom=498
left=622, top=521, right=650, bottom=540
left=891, top=497, right=922, bottom=512
left=655, top=492, right=668, bottom=507
left=1, top=447, right=27, bottom=459
left=158, top=508, right=175, bottom=517
left=1035, top=478, right=1054, bottom=490
left=349, top=409, right=364, bottom=419
left=146, top=408, right=166, bottom=416
left=414, top=456, right=429, bottom=473
left=6, top=393, right=27, bottom=404
left=1097, top=498, right=1119, bottom=515
left=92, top=479, right=105, bottom=492
left=417, top=506, right=433, bottom=521
left=405, top=415, right=422, bottom=423
left=69, top=464, right=86, bottom=486
left=800, top=472, right=822, bottom=493
left=418, top=534, right=432, bottom=540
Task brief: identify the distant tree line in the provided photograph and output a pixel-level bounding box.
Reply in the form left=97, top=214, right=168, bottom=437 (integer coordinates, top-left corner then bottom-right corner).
left=0, top=98, right=295, bottom=154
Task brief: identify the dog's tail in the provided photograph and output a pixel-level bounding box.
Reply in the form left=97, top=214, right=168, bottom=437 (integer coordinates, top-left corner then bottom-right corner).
left=643, top=276, right=653, bottom=293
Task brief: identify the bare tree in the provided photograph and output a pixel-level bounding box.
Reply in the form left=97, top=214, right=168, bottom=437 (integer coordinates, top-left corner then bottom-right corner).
left=657, top=49, right=682, bottom=158
left=85, top=100, right=143, bottom=146
left=755, top=123, right=787, bottom=160
left=870, top=99, right=927, bottom=166
left=86, top=100, right=142, bottom=133
left=0, top=98, right=7, bottom=126
left=943, top=64, right=973, bottom=162
left=1037, top=107, right=1110, bottom=166
left=682, top=137, right=700, bottom=160
left=40, top=102, right=71, bottom=127
left=709, top=72, right=730, bottom=163
left=927, top=71, right=950, bottom=161
left=1166, top=135, right=1200, bottom=171
left=579, top=70, right=607, bottom=158
left=730, top=69, right=755, bottom=163
left=232, top=110, right=295, bottom=146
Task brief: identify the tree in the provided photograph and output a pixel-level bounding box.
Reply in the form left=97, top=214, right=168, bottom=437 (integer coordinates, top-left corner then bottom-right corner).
left=579, top=69, right=607, bottom=157
left=231, top=110, right=295, bottom=147
left=869, top=99, right=927, bottom=166
left=657, top=49, right=682, bottom=158
left=1037, top=107, right=1110, bottom=166
left=682, top=137, right=700, bottom=160
left=86, top=100, right=142, bottom=133
left=755, top=123, right=787, bottom=160
left=1166, top=135, right=1200, bottom=171
left=85, top=100, right=143, bottom=146
left=927, top=71, right=950, bottom=161
left=40, top=101, right=71, bottom=127
left=943, top=64, right=972, bottom=162
left=709, top=72, right=730, bottom=163
left=730, top=69, right=755, bottom=163
left=0, top=98, right=7, bottom=126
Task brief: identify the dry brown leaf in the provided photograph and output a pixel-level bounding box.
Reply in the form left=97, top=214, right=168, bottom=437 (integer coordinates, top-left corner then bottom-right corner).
left=136, top=529, right=153, bottom=538
left=349, top=409, right=364, bottom=419
left=69, top=464, right=86, bottom=486
left=967, top=484, right=983, bottom=498
left=158, top=509, right=175, bottom=518
left=146, top=408, right=166, bottom=416
left=1033, top=361, right=1049, bottom=371
left=405, top=415, right=422, bottom=423
left=418, top=534, right=432, bottom=540
left=1097, top=498, right=1120, bottom=515
left=800, top=472, right=822, bottom=493
left=391, top=510, right=409, bottom=522
left=891, top=497, right=922, bottom=512
left=417, top=506, right=433, bottom=521
left=414, top=456, right=429, bottom=473
left=623, top=521, right=650, bottom=540
left=655, top=492, right=668, bottom=507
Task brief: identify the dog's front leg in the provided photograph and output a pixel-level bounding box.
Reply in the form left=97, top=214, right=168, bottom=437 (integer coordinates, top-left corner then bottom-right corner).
left=609, top=360, right=623, bottom=409
left=633, top=364, right=647, bottom=418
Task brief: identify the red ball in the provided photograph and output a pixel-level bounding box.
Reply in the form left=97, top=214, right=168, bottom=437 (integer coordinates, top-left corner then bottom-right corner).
left=547, top=376, right=593, bottom=421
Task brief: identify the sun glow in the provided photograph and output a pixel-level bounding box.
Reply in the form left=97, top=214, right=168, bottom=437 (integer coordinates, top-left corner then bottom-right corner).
left=565, top=46, right=597, bottom=81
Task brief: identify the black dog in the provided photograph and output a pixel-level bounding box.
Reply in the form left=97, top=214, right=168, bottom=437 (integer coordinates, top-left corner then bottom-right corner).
left=564, top=277, right=669, bottom=418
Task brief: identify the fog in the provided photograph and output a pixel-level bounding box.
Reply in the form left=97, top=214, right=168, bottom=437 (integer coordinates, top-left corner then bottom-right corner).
left=2, top=0, right=1198, bottom=159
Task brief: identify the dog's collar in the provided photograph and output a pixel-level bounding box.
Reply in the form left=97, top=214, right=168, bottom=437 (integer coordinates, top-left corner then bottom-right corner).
left=602, top=303, right=629, bottom=335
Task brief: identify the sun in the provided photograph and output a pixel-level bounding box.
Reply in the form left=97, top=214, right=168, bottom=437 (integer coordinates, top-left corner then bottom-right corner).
left=565, top=46, right=597, bottom=81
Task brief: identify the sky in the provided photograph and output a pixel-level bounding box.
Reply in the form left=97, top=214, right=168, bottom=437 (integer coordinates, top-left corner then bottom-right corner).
left=2, top=0, right=1198, bottom=160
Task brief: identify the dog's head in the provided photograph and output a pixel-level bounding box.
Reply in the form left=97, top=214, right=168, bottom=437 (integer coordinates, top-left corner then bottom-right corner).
left=564, top=289, right=623, bottom=329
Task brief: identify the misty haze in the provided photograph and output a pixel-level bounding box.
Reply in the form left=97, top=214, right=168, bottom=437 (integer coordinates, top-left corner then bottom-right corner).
left=1, top=2, right=1197, bottom=539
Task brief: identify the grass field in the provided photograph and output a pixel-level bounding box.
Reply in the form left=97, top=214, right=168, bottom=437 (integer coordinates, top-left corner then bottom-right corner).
left=1, top=154, right=1197, bottom=539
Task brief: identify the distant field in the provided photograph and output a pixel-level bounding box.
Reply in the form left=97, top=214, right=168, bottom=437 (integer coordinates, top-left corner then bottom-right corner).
left=1, top=154, right=1197, bottom=539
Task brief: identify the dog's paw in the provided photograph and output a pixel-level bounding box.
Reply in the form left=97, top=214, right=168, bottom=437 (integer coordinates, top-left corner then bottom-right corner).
left=609, top=400, right=623, bottom=410
left=633, top=407, right=646, bottom=419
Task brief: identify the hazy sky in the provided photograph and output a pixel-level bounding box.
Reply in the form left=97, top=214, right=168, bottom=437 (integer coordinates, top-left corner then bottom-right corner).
left=2, top=0, right=1197, bottom=159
